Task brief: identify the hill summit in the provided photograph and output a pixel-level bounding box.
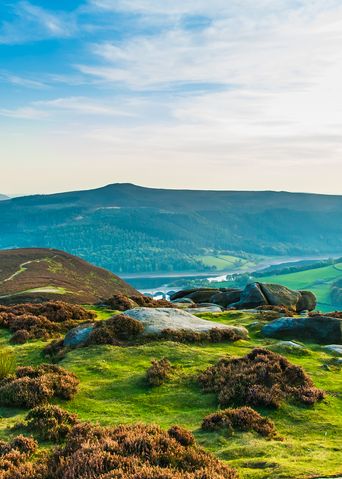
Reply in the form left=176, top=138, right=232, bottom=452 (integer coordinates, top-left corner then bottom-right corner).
left=0, top=248, right=138, bottom=304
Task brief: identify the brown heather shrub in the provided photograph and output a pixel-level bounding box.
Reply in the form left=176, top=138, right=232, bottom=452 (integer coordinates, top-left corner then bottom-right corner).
left=41, top=422, right=238, bottom=479
left=0, top=435, right=40, bottom=479
left=0, top=302, right=95, bottom=343
left=168, top=425, right=195, bottom=446
left=0, top=364, right=79, bottom=408
left=202, top=407, right=277, bottom=437
left=160, top=327, right=241, bottom=344
left=256, top=305, right=295, bottom=317
left=198, top=348, right=325, bottom=409
left=86, top=314, right=144, bottom=346
left=308, top=310, right=342, bottom=318
left=23, top=405, right=79, bottom=442
left=43, top=339, right=67, bottom=361
left=130, top=295, right=174, bottom=308
left=103, top=293, right=138, bottom=311
left=146, top=358, right=172, bottom=386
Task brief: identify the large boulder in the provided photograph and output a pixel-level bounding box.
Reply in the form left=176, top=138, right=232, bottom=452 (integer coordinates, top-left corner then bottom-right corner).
left=124, top=307, right=248, bottom=338
left=231, top=283, right=268, bottom=309
left=64, top=322, right=95, bottom=347
left=297, top=290, right=317, bottom=312
left=262, top=316, right=342, bottom=344
left=231, top=283, right=316, bottom=312
left=259, top=283, right=301, bottom=309
left=210, top=289, right=242, bottom=308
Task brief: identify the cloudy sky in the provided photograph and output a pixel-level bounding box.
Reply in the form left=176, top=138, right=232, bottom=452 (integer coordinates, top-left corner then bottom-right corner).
left=1, top=0, right=342, bottom=195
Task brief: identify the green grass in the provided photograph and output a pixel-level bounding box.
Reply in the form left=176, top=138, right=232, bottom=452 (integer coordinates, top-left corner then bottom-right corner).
left=0, top=310, right=341, bottom=479
left=199, top=254, right=262, bottom=271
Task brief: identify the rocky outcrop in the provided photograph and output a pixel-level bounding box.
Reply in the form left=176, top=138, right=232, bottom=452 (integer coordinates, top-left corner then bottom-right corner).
left=124, top=307, right=248, bottom=338
left=262, top=316, right=342, bottom=344
left=171, top=283, right=316, bottom=312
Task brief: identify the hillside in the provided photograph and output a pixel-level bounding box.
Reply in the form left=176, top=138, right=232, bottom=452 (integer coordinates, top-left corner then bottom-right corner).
left=0, top=183, right=342, bottom=273
left=0, top=248, right=138, bottom=304
left=0, top=194, right=9, bottom=201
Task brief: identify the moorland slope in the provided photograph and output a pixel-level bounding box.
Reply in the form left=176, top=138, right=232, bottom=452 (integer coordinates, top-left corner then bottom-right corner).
left=0, top=248, right=138, bottom=304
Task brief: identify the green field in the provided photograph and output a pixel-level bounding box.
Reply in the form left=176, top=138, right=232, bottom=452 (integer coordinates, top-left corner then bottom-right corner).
left=198, top=254, right=263, bottom=271
left=0, top=309, right=341, bottom=479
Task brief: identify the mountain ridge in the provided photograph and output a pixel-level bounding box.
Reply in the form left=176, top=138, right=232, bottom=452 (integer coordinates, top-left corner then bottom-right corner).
left=1, top=184, right=342, bottom=274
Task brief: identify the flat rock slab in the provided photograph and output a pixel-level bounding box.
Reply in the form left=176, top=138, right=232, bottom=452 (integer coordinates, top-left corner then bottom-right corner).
left=124, top=307, right=248, bottom=338
left=184, top=306, right=223, bottom=314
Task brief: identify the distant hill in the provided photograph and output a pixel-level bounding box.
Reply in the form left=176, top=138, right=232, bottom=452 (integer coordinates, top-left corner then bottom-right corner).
left=0, top=183, right=342, bottom=273
left=0, top=194, right=9, bottom=201
left=0, top=248, right=138, bottom=304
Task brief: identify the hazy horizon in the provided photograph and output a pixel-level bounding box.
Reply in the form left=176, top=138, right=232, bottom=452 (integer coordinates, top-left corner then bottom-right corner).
left=1, top=1, right=342, bottom=195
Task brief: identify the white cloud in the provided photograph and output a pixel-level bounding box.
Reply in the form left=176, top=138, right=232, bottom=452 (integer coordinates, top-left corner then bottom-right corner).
left=0, top=107, right=48, bottom=120
left=0, top=1, right=77, bottom=44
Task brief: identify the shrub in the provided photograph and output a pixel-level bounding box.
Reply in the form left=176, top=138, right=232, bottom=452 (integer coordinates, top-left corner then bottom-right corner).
left=202, top=407, right=277, bottom=437
left=256, top=305, right=294, bottom=317
left=0, top=349, right=16, bottom=380
left=130, top=295, right=174, bottom=308
left=41, top=422, right=238, bottom=479
left=102, top=293, right=138, bottom=311
left=0, top=435, right=39, bottom=479
left=23, top=405, right=79, bottom=442
left=198, top=348, right=325, bottom=409
left=86, top=314, right=144, bottom=346
left=146, top=358, right=172, bottom=386
left=0, top=364, right=79, bottom=408
left=309, top=311, right=342, bottom=319
left=43, top=340, right=67, bottom=361
left=168, top=425, right=195, bottom=446
left=0, top=302, right=96, bottom=343
left=160, top=327, right=241, bottom=344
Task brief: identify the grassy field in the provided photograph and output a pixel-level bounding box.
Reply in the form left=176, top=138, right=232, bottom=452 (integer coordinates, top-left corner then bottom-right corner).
left=198, top=254, right=263, bottom=271
left=0, top=309, right=341, bottom=479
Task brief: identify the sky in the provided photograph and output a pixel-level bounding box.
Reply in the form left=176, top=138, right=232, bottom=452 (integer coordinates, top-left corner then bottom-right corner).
left=1, top=1, right=342, bottom=195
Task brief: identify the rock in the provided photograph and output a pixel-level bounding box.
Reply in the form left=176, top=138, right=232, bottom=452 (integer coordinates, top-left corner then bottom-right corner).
left=187, top=290, right=219, bottom=303
left=297, top=290, right=316, bottom=311
left=322, top=344, right=342, bottom=356
left=259, top=283, right=301, bottom=309
left=262, top=316, right=342, bottom=344
left=171, top=298, right=195, bottom=304
left=184, top=306, right=223, bottom=314
left=64, top=322, right=95, bottom=347
left=170, top=288, right=215, bottom=301
left=210, top=289, right=241, bottom=307
left=124, top=307, right=248, bottom=338
left=231, top=282, right=316, bottom=312
left=231, top=283, right=268, bottom=309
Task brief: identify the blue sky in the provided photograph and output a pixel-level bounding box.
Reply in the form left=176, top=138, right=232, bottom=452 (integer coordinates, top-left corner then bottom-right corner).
left=1, top=1, right=342, bottom=195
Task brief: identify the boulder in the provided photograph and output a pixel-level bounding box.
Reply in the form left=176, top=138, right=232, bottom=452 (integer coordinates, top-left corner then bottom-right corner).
left=123, top=307, right=248, bottom=338
left=210, top=289, right=242, bottom=308
left=184, top=305, right=223, bottom=314
left=297, top=290, right=317, bottom=312
left=64, top=322, right=95, bottom=347
left=262, top=316, right=342, bottom=344
left=259, top=283, right=300, bottom=309
left=322, top=344, right=342, bottom=356
left=170, top=288, right=215, bottom=301
left=171, top=298, right=195, bottom=304
left=231, top=283, right=268, bottom=309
